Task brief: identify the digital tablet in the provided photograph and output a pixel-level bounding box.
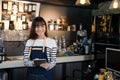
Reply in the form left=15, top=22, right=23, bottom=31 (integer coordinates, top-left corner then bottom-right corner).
left=34, top=59, right=46, bottom=66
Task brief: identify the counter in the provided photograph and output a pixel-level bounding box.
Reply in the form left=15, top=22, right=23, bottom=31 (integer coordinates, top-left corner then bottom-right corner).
left=0, top=55, right=94, bottom=69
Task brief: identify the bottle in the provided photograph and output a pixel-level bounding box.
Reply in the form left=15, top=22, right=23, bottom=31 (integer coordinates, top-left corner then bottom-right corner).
left=54, top=36, right=58, bottom=45
left=9, top=21, right=14, bottom=30
left=48, top=19, right=54, bottom=31
left=61, top=36, right=66, bottom=53
left=0, top=33, right=5, bottom=61
left=18, top=30, right=24, bottom=41
left=0, top=38, right=4, bottom=53
left=22, top=22, right=28, bottom=30
left=80, top=43, right=85, bottom=55
left=83, top=37, right=89, bottom=55
left=54, top=36, right=58, bottom=53
left=76, top=43, right=84, bottom=55
left=73, top=42, right=77, bottom=54
left=77, top=23, right=84, bottom=42
left=79, top=39, right=85, bottom=55
left=0, top=22, right=4, bottom=30
left=12, top=2, right=18, bottom=14
left=58, top=37, right=62, bottom=53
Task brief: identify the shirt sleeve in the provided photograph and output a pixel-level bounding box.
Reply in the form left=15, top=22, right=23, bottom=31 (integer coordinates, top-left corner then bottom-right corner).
left=47, top=39, right=57, bottom=70
left=24, top=40, right=34, bottom=67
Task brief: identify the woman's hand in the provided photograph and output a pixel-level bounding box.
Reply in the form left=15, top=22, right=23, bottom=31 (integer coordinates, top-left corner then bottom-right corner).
left=40, top=62, right=49, bottom=69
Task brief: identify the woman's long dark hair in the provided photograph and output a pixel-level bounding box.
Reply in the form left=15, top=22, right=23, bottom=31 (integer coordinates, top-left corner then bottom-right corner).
left=28, top=17, right=48, bottom=40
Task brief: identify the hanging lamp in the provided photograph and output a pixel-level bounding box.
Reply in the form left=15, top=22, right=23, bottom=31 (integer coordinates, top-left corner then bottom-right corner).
left=75, top=0, right=91, bottom=6
left=109, top=0, right=120, bottom=9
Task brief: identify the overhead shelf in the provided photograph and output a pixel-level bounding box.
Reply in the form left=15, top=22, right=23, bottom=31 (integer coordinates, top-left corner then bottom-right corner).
left=92, top=1, right=120, bottom=15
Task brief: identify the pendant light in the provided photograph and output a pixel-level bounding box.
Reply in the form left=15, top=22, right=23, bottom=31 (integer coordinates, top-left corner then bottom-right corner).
left=109, top=0, right=120, bottom=9
left=75, top=0, right=91, bottom=6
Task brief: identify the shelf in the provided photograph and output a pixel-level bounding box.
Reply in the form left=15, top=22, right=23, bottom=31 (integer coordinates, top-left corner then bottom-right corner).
left=95, top=42, right=120, bottom=47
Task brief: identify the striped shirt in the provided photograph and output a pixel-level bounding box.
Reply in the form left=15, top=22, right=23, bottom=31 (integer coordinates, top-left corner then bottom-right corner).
left=24, top=38, right=57, bottom=70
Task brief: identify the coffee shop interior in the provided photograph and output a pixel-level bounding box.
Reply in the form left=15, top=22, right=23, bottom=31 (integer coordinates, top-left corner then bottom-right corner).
left=0, top=0, right=120, bottom=80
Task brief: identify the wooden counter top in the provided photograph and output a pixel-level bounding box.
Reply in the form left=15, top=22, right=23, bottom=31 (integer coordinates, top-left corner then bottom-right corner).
left=0, top=55, right=94, bottom=69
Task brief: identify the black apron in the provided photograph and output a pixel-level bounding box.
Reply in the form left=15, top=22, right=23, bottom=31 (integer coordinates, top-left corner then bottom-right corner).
left=27, top=39, right=52, bottom=80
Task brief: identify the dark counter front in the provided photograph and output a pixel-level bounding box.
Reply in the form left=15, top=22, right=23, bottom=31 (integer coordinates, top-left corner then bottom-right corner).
left=0, top=55, right=94, bottom=80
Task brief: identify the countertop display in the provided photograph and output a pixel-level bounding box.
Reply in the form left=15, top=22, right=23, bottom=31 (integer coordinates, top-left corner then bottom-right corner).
left=0, top=55, right=94, bottom=69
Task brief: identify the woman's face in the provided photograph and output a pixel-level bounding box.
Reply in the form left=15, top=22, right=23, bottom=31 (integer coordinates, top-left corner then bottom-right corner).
left=35, top=24, right=46, bottom=38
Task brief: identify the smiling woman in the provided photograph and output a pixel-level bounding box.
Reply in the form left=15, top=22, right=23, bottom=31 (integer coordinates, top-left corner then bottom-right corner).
left=24, top=17, right=57, bottom=80
left=28, top=17, right=48, bottom=39
left=35, top=23, right=46, bottom=39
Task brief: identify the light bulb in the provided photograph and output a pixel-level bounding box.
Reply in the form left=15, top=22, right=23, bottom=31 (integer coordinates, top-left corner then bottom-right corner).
left=75, top=0, right=90, bottom=6
left=113, top=0, right=119, bottom=8
left=109, top=0, right=120, bottom=9
left=80, top=0, right=86, bottom=4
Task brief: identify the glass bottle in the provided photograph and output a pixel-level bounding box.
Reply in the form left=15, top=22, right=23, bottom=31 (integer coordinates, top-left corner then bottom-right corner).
left=0, top=35, right=4, bottom=53
left=77, top=23, right=84, bottom=43
left=0, top=22, right=4, bottom=30
left=83, top=37, right=89, bottom=55
left=48, top=19, right=54, bottom=31
left=0, top=31, right=5, bottom=61
left=58, top=37, right=62, bottom=53
left=73, top=42, right=77, bottom=54
left=9, top=21, right=14, bottom=30
left=62, top=35, right=66, bottom=53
